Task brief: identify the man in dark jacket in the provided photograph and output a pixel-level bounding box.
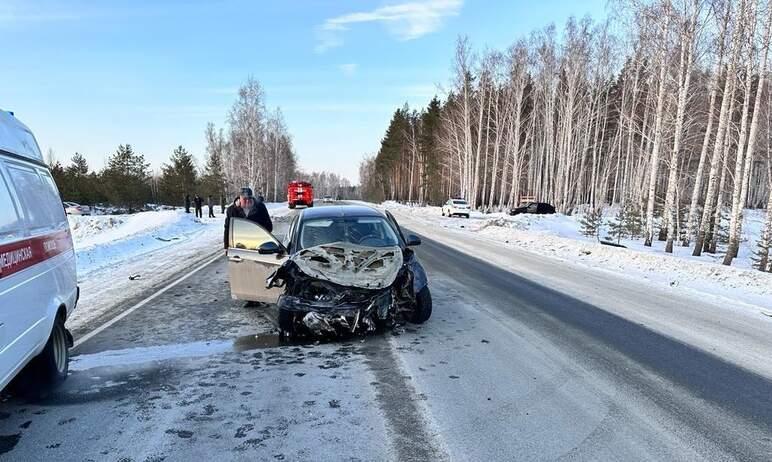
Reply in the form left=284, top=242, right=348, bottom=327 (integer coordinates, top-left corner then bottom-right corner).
left=193, top=195, right=204, bottom=218
left=207, top=195, right=215, bottom=218
left=223, top=187, right=273, bottom=249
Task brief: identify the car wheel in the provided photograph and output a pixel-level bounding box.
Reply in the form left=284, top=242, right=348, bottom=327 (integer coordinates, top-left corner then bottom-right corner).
left=278, top=308, right=296, bottom=333
left=31, top=316, right=69, bottom=388
left=410, top=287, right=432, bottom=324
left=464, top=214, right=470, bottom=219
left=289, top=203, right=296, bottom=209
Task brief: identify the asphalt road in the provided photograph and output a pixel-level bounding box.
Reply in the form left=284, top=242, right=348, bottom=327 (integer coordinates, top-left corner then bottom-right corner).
left=0, top=206, right=771, bottom=461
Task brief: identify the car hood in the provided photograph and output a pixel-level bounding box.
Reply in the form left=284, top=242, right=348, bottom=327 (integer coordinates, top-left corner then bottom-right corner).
left=291, top=242, right=403, bottom=290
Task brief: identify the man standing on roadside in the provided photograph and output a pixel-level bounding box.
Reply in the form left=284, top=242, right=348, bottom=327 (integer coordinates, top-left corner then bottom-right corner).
left=223, top=187, right=272, bottom=249
left=207, top=195, right=215, bottom=218
left=193, top=194, right=203, bottom=218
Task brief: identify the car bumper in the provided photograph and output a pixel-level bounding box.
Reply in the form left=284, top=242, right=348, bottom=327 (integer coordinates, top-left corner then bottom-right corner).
left=278, top=291, right=392, bottom=335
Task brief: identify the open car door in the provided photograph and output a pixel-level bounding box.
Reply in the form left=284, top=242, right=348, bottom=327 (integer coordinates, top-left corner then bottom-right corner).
left=227, top=218, right=288, bottom=303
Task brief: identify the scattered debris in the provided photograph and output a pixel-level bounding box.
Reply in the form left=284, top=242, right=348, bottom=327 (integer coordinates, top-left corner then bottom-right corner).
left=164, top=429, right=193, bottom=439
left=481, top=339, right=490, bottom=344
left=128, top=273, right=141, bottom=280
left=328, top=399, right=341, bottom=408
left=600, top=240, right=627, bottom=248
left=154, top=236, right=180, bottom=242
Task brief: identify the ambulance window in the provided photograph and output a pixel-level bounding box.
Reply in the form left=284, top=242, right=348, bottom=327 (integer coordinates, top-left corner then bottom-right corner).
left=6, top=164, right=62, bottom=231
left=0, top=170, right=23, bottom=241
left=37, top=170, right=67, bottom=225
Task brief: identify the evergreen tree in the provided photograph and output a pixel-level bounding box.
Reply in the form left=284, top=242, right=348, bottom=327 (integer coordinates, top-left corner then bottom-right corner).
left=62, top=153, right=92, bottom=203
left=101, top=144, right=151, bottom=209
left=201, top=124, right=227, bottom=201
left=580, top=207, right=604, bottom=240
left=606, top=206, right=626, bottom=244
left=752, top=224, right=771, bottom=272
left=419, top=97, right=442, bottom=205
left=66, top=153, right=89, bottom=176
left=376, top=107, right=409, bottom=200
left=159, top=146, right=198, bottom=205
left=623, top=202, right=644, bottom=238
left=48, top=161, right=66, bottom=201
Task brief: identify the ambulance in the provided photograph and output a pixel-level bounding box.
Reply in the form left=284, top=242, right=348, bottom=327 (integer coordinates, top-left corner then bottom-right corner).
left=0, top=109, right=77, bottom=390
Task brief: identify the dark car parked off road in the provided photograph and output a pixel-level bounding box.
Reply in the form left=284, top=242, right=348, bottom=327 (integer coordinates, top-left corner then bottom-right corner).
left=225, top=205, right=432, bottom=335
left=509, top=202, right=556, bottom=216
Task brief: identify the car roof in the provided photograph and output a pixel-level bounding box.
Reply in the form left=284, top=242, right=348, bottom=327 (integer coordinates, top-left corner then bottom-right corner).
left=0, top=110, right=44, bottom=163
left=300, top=204, right=385, bottom=220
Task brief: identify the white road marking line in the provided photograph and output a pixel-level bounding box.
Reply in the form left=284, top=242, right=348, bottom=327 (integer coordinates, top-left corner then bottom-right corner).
left=73, top=251, right=223, bottom=348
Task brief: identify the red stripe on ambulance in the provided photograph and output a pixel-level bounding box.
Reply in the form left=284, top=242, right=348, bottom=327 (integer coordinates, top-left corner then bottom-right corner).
left=0, top=229, right=73, bottom=279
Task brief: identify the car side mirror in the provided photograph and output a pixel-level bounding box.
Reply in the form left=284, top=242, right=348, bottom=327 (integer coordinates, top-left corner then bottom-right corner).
left=406, top=234, right=421, bottom=246
left=258, top=241, right=282, bottom=255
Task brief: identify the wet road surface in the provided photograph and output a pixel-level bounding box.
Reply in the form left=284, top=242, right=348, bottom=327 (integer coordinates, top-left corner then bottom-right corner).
left=0, top=208, right=771, bottom=461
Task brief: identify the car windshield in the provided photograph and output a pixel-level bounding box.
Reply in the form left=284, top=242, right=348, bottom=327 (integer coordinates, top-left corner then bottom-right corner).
left=299, top=216, right=400, bottom=249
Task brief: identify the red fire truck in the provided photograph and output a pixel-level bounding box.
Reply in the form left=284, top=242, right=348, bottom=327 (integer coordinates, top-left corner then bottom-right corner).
left=287, top=180, right=314, bottom=209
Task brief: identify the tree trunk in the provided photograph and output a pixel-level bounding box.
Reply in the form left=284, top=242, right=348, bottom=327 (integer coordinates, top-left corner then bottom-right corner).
left=644, top=18, right=671, bottom=247
left=725, top=1, right=770, bottom=265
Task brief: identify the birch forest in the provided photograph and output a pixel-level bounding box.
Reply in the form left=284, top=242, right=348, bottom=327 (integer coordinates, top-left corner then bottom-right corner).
left=360, top=0, right=772, bottom=269
left=206, top=77, right=299, bottom=203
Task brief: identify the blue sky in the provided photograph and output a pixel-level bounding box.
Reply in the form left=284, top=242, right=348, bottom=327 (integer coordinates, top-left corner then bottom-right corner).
left=1, top=0, right=606, bottom=183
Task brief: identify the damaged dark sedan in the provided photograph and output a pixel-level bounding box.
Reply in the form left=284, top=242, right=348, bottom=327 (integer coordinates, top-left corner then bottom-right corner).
left=226, top=205, right=431, bottom=336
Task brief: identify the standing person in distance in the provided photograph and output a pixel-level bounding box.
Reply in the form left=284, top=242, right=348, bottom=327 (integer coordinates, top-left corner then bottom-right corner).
left=207, top=195, right=215, bottom=218
left=193, top=194, right=203, bottom=218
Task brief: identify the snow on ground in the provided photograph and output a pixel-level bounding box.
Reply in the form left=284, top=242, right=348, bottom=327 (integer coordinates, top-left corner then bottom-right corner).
left=68, top=203, right=290, bottom=332
left=382, top=201, right=772, bottom=310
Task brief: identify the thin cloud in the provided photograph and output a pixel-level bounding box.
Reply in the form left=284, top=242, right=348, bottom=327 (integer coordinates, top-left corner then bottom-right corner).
left=315, top=0, right=463, bottom=53
left=339, top=63, right=358, bottom=77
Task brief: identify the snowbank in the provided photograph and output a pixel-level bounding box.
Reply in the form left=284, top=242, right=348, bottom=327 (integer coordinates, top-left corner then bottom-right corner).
left=67, top=203, right=288, bottom=332
left=383, top=202, right=772, bottom=310
left=69, top=210, right=220, bottom=277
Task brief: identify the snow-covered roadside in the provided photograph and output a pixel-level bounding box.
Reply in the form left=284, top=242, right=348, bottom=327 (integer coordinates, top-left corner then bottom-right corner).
left=382, top=202, right=772, bottom=311
left=68, top=203, right=291, bottom=333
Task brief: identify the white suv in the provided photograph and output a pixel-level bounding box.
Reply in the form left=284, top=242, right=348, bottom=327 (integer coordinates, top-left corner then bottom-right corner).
left=0, top=109, right=77, bottom=390
left=442, top=198, right=471, bottom=218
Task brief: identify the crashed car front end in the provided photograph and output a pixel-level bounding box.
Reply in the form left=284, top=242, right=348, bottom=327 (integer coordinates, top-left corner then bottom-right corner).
left=268, top=242, right=426, bottom=335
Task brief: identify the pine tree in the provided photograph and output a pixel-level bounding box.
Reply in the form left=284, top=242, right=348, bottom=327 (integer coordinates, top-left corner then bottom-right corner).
left=580, top=207, right=604, bottom=240
left=752, top=218, right=771, bottom=272
left=607, top=206, right=627, bottom=244
left=66, top=153, right=89, bottom=176
left=419, top=97, right=442, bottom=205
left=61, top=153, right=92, bottom=203
left=159, top=146, right=198, bottom=205
left=48, top=161, right=66, bottom=199
left=201, top=124, right=227, bottom=201
left=623, top=202, right=644, bottom=239
left=101, top=144, right=151, bottom=209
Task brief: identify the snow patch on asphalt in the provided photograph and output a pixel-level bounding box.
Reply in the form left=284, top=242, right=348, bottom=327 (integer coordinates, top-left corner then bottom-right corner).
left=71, top=340, right=234, bottom=371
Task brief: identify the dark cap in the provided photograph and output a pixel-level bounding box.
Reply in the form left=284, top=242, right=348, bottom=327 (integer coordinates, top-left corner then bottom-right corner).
left=240, top=187, right=254, bottom=198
